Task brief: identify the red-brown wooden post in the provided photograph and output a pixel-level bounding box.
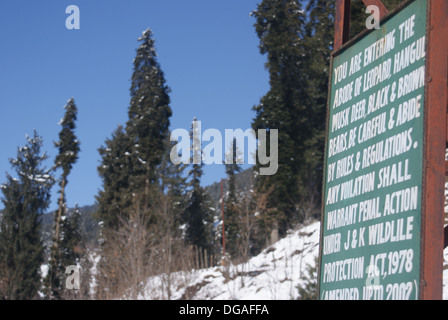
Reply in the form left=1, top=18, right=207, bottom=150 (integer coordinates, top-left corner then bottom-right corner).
left=420, top=0, right=448, bottom=300
left=334, top=0, right=352, bottom=51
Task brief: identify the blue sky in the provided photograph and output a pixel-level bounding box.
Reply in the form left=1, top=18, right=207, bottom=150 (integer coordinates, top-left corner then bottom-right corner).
left=0, top=1, right=269, bottom=211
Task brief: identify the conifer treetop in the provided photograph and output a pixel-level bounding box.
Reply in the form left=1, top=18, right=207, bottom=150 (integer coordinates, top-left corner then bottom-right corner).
left=54, top=98, right=80, bottom=180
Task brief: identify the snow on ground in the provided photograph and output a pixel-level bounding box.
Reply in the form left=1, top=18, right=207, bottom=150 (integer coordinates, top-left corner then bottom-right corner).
left=133, top=220, right=448, bottom=300
left=137, top=221, right=320, bottom=300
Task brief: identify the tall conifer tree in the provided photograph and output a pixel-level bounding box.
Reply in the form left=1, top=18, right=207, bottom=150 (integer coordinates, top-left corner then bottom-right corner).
left=95, top=29, right=172, bottom=296
left=46, top=98, right=81, bottom=299
left=251, top=0, right=307, bottom=236
left=293, top=0, right=335, bottom=219
left=224, top=138, right=242, bottom=260
left=125, top=28, right=172, bottom=209
left=97, top=28, right=172, bottom=225
left=0, top=131, right=54, bottom=300
left=182, top=119, right=213, bottom=253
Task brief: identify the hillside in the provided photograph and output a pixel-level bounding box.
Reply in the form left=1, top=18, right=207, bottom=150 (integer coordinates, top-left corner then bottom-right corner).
left=40, top=174, right=448, bottom=300
left=41, top=200, right=447, bottom=300
left=130, top=220, right=321, bottom=300
left=123, top=220, right=448, bottom=300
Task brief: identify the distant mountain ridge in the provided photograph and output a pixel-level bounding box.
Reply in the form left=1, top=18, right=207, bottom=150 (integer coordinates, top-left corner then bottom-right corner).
left=206, top=167, right=255, bottom=210
left=41, top=203, right=99, bottom=249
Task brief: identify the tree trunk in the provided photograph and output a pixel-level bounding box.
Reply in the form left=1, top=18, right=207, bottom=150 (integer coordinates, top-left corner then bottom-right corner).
left=54, top=178, right=66, bottom=248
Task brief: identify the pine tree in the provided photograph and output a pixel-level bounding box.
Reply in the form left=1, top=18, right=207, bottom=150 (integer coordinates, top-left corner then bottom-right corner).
left=224, top=138, right=242, bottom=260
left=46, top=98, right=81, bottom=299
left=297, top=257, right=318, bottom=300
left=96, top=125, right=134, bottom=230
left=125, top=28, right=172, bottom=210
left=95, top=29, right=173, bottom=297
left=97, top=28, right=172, bottom=226
left=182, top=119, right=213, bottom=253
left=251, top=0, right=307, bottom=237
left=248, top=0, right=406, bottom=250
left=0, top=131, right=54, bottom=300
left=293, top=0, right=335, bottom=220
left=95, top=126, right=135, bottom=297
left=158, top=138, right=188, bottom=234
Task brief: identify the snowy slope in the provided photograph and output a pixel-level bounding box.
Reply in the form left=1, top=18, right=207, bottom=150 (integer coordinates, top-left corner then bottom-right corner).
left=137, top=221, right=320, bottom=300
left=133, top=221, right=448, bottom=300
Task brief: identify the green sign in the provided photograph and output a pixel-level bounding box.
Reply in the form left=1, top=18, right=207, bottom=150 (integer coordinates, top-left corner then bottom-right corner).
left=319, top=0, right=427, bottom=300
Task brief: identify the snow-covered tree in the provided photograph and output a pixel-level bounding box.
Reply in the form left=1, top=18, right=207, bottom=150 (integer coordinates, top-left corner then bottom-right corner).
left=0, top=131, right=54, bottom=300
left=224, top=138, right=242, bottom=260
left=97, top=125, right=134, bottom=230
left=46, top=98, right=81, bottom=299
left=182, top=118, right=213, bottom=253
left=125, top=28, right=172, bottom=210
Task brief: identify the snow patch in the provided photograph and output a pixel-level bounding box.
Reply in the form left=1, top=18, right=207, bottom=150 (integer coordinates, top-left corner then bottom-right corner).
left=133, top=221, right=320, bottom=300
